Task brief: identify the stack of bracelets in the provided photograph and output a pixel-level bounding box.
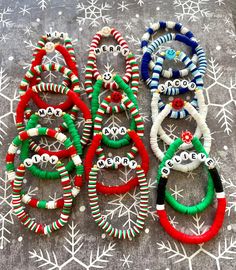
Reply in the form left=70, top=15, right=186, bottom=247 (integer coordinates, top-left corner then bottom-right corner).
left=5, top=22, right=226, bottom=243
left=84, top=26, right=149, bottom=240
left=141, top=21, right=226, bottom=244
left=6, top=30, right=92, bottom=235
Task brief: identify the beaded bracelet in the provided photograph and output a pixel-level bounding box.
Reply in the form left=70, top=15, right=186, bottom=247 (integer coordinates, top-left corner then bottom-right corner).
left=156, top=133, right=215, bottom=215
left=30, top=33, right=78, bottom=88
left=12, top=154, right=80, bottom=209
left=88, top=164, right=149, bottom=239
left=21, top=111, right=82, bottom=161
left=6, top=127, right=83, bottom=185
left=12, top=162, right=73, bottom=235
left=84, top=130, right=149, bottom=194
left=156, top=136, right=226, bottom=244
left=93, top=92, right=144, bottom=152
left=85, top=26, right=136, bottom=96
left=141, top=32, right=207, bottom=81
left=89, top=52, right=139, bottom=110
left=151, top=89, right=208, bottom=147
left=19, top=63, right=81, bottom=111
left=150, top=101, right=211, bottom=172
left=149, top=49, right=203, bottom=96
left=16, top=82, right=92, bottom=146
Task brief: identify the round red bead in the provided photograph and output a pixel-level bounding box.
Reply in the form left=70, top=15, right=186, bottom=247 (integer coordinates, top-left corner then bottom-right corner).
left=172, top=98, right=184, bottom=110
left=111, top=91, right=122, bottom=103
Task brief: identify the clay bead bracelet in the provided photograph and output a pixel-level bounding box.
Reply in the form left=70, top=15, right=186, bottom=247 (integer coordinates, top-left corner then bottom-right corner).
left=85, top=53, right=139, bottom=99
left=13, top=154, right=80, bottom=209
left=150, top=101, right=211, bottom=172
left=19, top=63, right=81, bottom=111
left=84, top=130, right=149, bottom=194
left=91, top=73, right=139, bottom=120
left=21, top=110, right=82, bottom=161
left=151, top=89, right=208, bottom=150
left=156, top=136, right=226, bottom=244
left=93, top=92, right=144, bottom=150
left=16, top=82, right=92, bottom=147
left=6, top=127, right=82, bottom=185
left=156, top=133, right=215, bottom=215
left=12, top=162, right=73, bottom=235
left=141, top=33, right=207, bottom=81
left=85, top=26, right=134, bottom=95
left=30, top=32, right=78, bottom=88
left=88, top=164, right=149, bottom=239
left=150, top=49, right=204, bottom=96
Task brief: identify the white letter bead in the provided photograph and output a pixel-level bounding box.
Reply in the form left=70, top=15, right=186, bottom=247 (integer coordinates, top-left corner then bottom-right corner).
left=173, top=155, right=182, bottom=164
left=32, top=154, right=41, bottom=163
left=165, top=159, right=174, bottom=168
left=113, top=156, right=121, bottom=165
left=108, top=45, right=115, bottom=53
left=38, top=109, right=46, bottom=117
left=110, top=127, right=119, bottom=135
left=116, top=45, right=122, bottom=52
left=53, top=31, right=59, bottom=38
left=180, top=151, right=189, bottom=160
left=23, top=158, right=33, bottom=167
left=94, top=48, right=101, bottom=55
left=198, top=153, right=206, bottom=161
left=46, top=106, right=54, bottom=115
left=121, top=48, right=130, bottom=56
left=188, top=82, right=196, bottom=91
left=54, top=108, right=63, bottom=117
left=164, top=80, right=173, bottom=88
left=97, top=159, right=105, bottom=169
left=189, top=152, right=198, bottom=161
left=49, top=155, right=59, bottom=165
left=173, top=79, right=181, bottom=87
left=118, top=126, right=127, bottom=135
left=102, top=127, right=111, bottom=135
left=180, top=80, right=189, bottom=88
left=205, top=158, right=215, bottom=168
left=105, top=158, right=113, bottom=167
left=41, top=153, right=50, bottom=162
left=161, top=167, right=170, bottom=176
left=101, top=45, right=108, bottom=52
left=129, top=160, right=137, bottom=169
left=121, top=157, right=129, bottom=166
left=158, top=84, right=166, bottom=92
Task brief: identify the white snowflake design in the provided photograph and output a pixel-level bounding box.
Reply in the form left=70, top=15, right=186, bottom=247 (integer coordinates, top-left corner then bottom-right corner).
left=174, top=0, right=212, bottom=22
left=205, top=58, right=236, bottom=135
left=36, top=0, right=50, bottom=10
left=0, top=173, right=14, bottom=250
left=29, top=221, right=116, bottom=269
left=0, top=7, right=14, bottom=28
left=76, top=0, right=112, bottom=27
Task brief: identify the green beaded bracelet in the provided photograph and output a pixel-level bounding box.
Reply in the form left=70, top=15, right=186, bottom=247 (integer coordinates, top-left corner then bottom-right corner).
left=156, top=136, right=215, bottom=215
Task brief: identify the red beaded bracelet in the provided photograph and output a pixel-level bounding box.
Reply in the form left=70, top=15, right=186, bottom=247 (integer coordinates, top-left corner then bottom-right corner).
left=84, top=130, right=149, bottom=194
left=85, top=26, right=133, bottom=96
left=19, top=62, right=80, bottom=111
left=16, top=82, right=92, bottom=148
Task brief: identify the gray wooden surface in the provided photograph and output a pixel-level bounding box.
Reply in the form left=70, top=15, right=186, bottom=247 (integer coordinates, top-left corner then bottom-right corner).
left=0, top=0, right=236, bottom=269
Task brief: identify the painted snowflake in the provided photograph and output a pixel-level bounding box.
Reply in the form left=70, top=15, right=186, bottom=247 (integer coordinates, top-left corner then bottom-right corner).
left=29, top=221, right=116, bottom=269
left=76, top=0, right=112, bottom=27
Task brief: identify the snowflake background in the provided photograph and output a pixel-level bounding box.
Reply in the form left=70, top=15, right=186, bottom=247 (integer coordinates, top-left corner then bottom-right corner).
left=0, top=0, right=236, bottom=269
